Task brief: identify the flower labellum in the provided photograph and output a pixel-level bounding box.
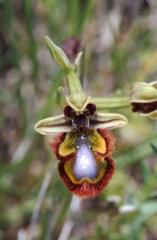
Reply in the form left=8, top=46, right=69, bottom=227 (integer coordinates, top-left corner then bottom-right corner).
left=34, top=103, right=127, bottom=198
left=54, top=128, right=115, bottom=198
left=74, top=139, right=97, bottom=179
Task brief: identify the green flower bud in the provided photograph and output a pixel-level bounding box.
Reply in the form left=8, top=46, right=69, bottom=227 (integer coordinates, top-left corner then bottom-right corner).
left=131, top=81, right=157, bottom=119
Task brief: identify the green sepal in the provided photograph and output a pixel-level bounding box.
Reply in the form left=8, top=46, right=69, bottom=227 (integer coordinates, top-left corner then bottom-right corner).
left=45, top=36, right=73, bottom=70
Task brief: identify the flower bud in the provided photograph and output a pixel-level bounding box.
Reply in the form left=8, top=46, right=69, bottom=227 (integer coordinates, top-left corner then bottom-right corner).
left=131, top=81, right=157, bottom=119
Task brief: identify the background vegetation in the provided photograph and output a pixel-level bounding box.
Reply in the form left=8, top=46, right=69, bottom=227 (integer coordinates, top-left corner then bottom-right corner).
left=0, top=0, right=157, bottom=239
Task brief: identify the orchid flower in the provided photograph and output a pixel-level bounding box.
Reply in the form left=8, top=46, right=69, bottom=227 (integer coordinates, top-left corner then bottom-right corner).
left=34, top=37, right=128, bottom=198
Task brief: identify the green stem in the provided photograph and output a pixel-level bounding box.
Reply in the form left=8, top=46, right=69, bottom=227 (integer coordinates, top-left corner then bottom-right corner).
left=91, top=97, right=130, bottom=109
left=65, top=69, right=83, bottom=95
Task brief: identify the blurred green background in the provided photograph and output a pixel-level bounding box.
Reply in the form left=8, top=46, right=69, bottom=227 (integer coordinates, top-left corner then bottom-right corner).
left=1, top=0, right=157, bottom=239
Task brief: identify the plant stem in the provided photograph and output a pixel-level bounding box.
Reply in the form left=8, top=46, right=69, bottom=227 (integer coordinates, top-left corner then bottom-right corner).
left=91, top=97, right=130, bottom=109
left=57, top=196, right=81, bottom=240
left=28, top=161, right=57, bottom=240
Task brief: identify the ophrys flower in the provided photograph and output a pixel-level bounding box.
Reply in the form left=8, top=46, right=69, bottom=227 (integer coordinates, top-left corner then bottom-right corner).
left=34, top=103, right=127, bottom=198
left=34, top=37, right=127, bottom=198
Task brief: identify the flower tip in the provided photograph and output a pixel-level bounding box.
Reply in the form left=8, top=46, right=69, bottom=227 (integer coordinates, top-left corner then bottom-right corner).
left=34, top=121, right=45, bottom=135
left=44, top=35, right=55, bottom=49
left=74, top=51, right=83, bottom=67
left=44, top=35, right=50, bottom=42
left=120, top=115, right=128, bottom=127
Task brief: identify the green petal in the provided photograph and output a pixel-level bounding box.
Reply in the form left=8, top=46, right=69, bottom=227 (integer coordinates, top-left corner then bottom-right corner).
left=34, top=115, right=72, bottom=135
left=89, top=112, right=128, bottom=129
left=74, top=52, right=83, bottom=67
left=131, top=82, right=157, bottom=102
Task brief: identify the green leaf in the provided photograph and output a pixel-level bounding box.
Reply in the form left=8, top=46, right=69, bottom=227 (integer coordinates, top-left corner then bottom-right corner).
left=150, top=143, right=157, bottom=154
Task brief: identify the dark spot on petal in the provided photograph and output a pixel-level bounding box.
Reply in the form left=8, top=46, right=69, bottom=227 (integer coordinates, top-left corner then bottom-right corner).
left=86, top=103, right=96, bottom=115
left=64, top=105, right=75, bottom=118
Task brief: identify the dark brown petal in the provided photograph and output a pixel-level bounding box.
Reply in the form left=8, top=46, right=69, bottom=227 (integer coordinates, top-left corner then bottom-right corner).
left=132, top=101, right=157, bottom=114
left=86, top=103, right=97, bottom=115
left=64, top=105, right=75, bottom=118
left=62, top=37, right=81, bottom=63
